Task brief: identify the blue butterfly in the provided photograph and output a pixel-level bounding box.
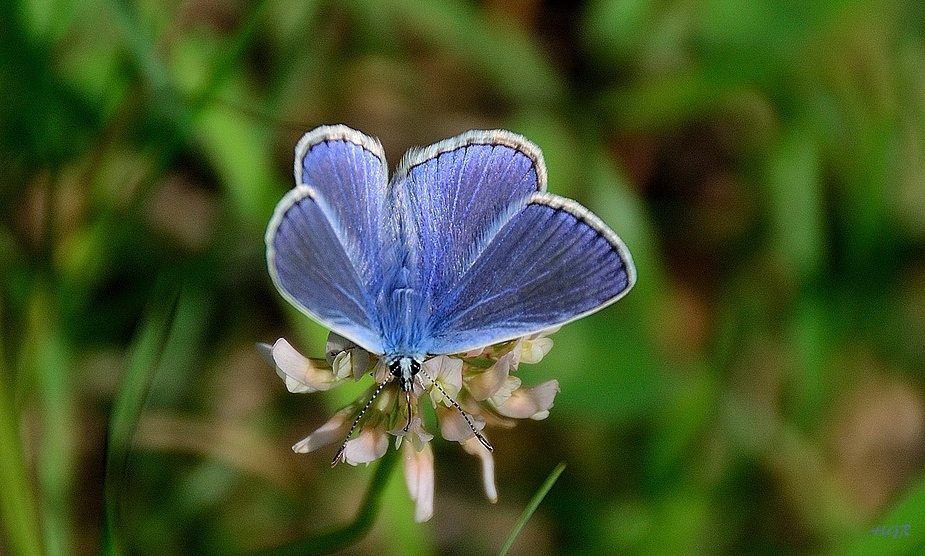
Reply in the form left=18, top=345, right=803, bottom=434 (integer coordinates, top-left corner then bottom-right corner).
left=266, top=124, right=635, bottom=406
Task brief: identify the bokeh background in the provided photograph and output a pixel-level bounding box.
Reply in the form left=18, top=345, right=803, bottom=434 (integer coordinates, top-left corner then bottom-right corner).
left=2, top=0, right=925, bottom=554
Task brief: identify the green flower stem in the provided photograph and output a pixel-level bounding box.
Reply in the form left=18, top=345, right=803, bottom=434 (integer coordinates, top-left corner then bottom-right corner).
left=256, top=447, right=401, bottom=556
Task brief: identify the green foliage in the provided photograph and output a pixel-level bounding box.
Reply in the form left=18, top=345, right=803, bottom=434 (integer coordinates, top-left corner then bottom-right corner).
left=1, top=0, right=924, bottom=554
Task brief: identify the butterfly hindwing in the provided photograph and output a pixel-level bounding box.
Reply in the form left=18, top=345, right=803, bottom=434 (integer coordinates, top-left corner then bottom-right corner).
left=426, top=193, right=636, bottom=355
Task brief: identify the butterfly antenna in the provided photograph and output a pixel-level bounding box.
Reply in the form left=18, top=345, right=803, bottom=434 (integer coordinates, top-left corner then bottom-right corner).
left=417, top=367, right=493, bottom=452
left=331, top=378, right=389, bottom=466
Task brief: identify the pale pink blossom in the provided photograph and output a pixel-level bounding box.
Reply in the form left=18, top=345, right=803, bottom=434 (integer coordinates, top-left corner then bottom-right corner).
left=292, top=407, right=354, bottom=453
left=518, top=336, right=554, bottom=364
left=421, top=355, right=462, bottom=406
left=325, top=332, right=370, bottom=381
left=258, top=338, right=346, bottom=393
left=467, top=350, right=515, bottom=401
left=496, top=380, right=560, bottom=420
left=391, top=417, right=434, bottom=451
left=403, top=441, right=435, bottom=522
left=341, top=425, right=389, bottom=465
left=330, top=351, right=358, bottom=380
left=436, top=405, right=485, bottom=442
left=263, top=328, right=561, bottom=520
left=489, top=376, right=522, bottom=407
left=462, top=436, right=497, bottom=503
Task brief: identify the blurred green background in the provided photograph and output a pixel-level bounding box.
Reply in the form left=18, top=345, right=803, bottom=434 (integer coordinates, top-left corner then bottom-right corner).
left=2, top=0, right=925, bottom=554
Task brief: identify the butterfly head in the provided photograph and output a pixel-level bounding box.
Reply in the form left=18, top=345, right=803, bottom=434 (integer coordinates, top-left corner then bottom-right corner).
left=388, top=356, right=421, bottom=392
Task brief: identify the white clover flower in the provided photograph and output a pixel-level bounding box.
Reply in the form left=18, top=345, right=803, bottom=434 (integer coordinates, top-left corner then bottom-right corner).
left=259, top=328, right=560, bottom=522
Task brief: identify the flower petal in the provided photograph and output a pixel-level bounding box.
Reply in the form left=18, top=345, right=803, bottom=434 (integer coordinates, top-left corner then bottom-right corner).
left=326, top=331, right=371, bottom=380
left=462, top=436, right=497, bottom=502
left=403, top=442, right=435, bottom=522
left=391, top=416, right=434, bottom=451
left=372, top=359, right=390, bottom=384
left=292, top=407, right=353, bottom=453
left=467, top=351, right=514, bottom=401
left=495, top=380, right=560, bottom=420
left=342, top=426, right=389, bottom=465
left=489, top=376, right=522, bottom=407
left=331, top=351, right=355, bottom=380
left=422, top=356, right=462, bottom=406
left=271, top=338, right=343, bottom=393
left=437, top=405, right=483, bottom=442
left=519, top=337, right=554, bottom=364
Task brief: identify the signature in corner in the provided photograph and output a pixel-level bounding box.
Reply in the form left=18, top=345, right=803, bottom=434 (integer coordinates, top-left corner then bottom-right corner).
left=871, top=524, right=911, bottom=538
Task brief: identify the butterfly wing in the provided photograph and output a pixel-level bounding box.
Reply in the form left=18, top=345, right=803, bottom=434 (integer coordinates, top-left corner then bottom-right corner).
left=377, top=131, right=544, bottom=356
left=428, top=192, right=635, bottom=354
left=383, top=130, right=634, bottom=356
left=387, top=131, right=545, bottom=295
left=266, top=125, right=387, bottom=354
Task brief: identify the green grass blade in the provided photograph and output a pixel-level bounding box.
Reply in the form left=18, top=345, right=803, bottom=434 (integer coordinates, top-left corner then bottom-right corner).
left=31, top=287, right=77, bottom=556
left=102, top=278, right=180, bottom=556
left=498, top=462, right=566, bottom=556
left=0, top=301, right=44, bottom=556
left=254, top=446, right=401, bottom=556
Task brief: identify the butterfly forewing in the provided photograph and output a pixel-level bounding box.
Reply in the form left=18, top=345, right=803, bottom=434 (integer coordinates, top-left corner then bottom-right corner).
left=386, top=133, right=544, bottom=297
left=295, top=126, right=388, bottom=287
left=267, top=127, right=389, bottom=354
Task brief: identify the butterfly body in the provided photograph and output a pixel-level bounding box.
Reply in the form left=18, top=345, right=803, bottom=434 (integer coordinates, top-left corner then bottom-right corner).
left=267, top=125, right=635, bottom=387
